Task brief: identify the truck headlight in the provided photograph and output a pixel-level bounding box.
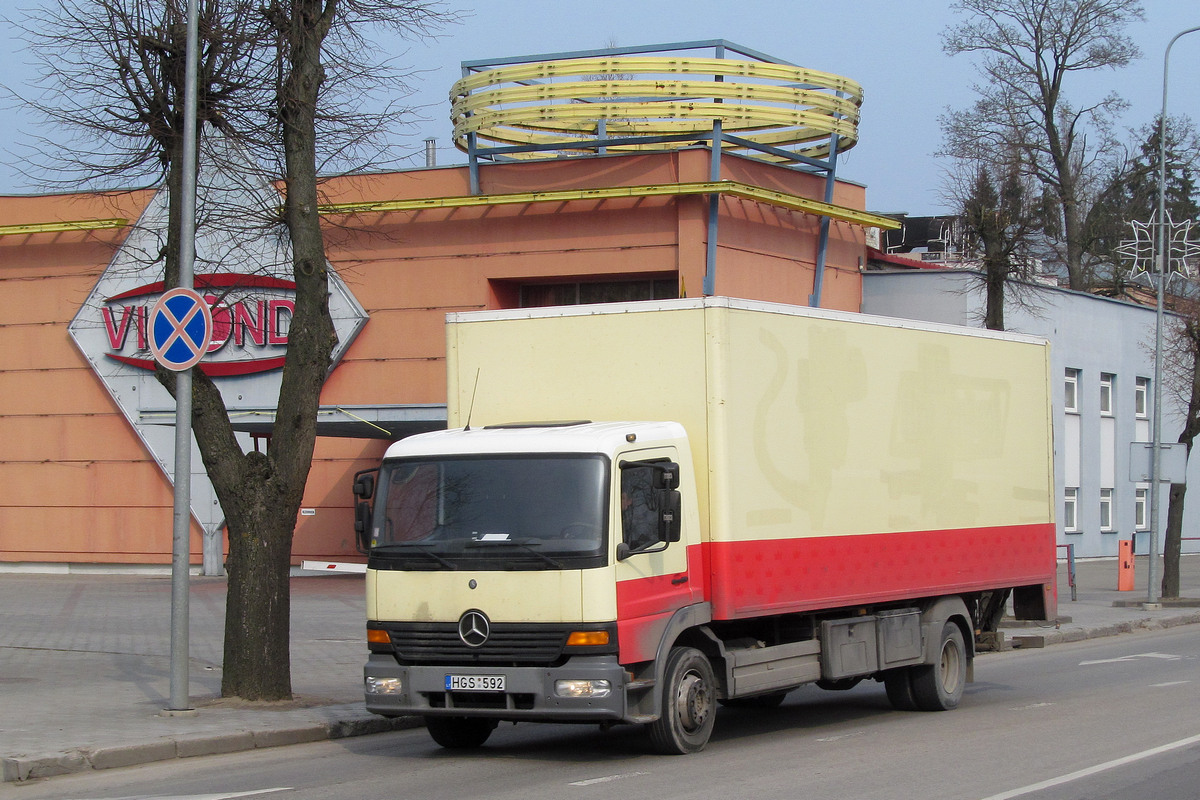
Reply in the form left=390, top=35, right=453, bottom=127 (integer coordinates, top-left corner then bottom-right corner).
left=554, top=679, right=611, bottom=698
left=365, top=676, right=403, bottom=695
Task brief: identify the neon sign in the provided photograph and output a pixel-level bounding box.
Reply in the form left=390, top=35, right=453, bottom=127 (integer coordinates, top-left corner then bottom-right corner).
left=101, top=274, right=295, bottom=376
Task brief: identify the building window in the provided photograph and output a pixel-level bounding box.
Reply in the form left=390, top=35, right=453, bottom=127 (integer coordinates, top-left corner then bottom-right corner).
left=520, top=278, right=678, bottom=308
left=1135, top=488, right=1148, bottom=530
left=1100, top=373, right=1114, bottom=416
left=1135, top=377, right=1150, bottom=419
left=1065, top=369, right=1080, bottom=414
left=1064, top=487, right=1079, bottom=532
left=1100, top=488, right=1114, bottom=531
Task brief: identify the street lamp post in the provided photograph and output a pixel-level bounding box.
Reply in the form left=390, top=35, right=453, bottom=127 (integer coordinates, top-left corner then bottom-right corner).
left=1148, top=25, right=1200, bottom=609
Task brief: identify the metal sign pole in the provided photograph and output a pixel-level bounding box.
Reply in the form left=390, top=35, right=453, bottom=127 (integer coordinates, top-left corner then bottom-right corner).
left=168, top=0, right=201, bottom=713
left=1148, top=25, right=1200, bottom=609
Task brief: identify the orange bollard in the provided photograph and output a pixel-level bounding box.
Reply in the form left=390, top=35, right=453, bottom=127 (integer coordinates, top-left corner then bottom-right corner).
left=1117, top=539, right=1135, bottom=591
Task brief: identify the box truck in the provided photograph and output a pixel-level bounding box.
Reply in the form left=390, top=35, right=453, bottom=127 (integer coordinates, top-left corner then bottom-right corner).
left=358, top=297, right=1056, bottom=753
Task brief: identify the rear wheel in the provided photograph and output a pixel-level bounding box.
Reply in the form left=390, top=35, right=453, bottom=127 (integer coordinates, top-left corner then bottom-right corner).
left=648, top=647, right=717, bottom=754
left=883, top=669, right=918, bottom=711
left=910, top=622, right=967, bottom=711
left=424, top=716, right=498, bottom=749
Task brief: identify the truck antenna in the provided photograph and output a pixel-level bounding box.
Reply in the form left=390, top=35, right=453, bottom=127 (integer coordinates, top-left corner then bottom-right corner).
left=463, top=368, right=481, bottom=431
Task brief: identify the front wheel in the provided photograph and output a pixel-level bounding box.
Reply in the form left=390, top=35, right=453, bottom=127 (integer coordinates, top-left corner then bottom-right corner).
left=909, top=622, right=967, bottom=711
left=424, top=716, right=498, bottom=749
left=648, top=646, right=717, bottom=754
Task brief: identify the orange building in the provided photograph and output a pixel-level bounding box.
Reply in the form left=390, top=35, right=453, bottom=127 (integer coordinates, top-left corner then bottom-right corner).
left=0, top=42, right=897, bottom=570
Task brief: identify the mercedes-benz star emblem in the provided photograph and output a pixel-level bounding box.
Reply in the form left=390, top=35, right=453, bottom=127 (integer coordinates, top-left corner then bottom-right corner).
left=458, top=610, right=490, bottom=648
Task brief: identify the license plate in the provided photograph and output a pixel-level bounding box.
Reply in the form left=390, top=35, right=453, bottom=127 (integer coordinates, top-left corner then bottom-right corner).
left=445, top=674, right=506, bottom=692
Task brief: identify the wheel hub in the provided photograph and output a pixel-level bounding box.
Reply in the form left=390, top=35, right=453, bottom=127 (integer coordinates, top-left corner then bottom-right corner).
left=676, top=672, right=711, bottom=732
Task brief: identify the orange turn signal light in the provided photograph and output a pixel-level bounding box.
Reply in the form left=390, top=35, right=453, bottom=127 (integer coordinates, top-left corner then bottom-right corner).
left=367, top=628, right=391, bottom=644
left=566, top=630, right=610, bottom=647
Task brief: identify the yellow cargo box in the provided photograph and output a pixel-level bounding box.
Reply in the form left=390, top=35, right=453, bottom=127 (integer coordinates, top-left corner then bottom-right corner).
left=446, top=297, right=1056, bottom=620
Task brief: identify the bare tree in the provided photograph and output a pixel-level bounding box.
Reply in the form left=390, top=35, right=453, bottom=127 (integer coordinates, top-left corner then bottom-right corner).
left=1161, top=297, right=1200, bottom=599
left=13, top=0, right=450, bottom=700
left=941, top=0, right=1144, bottom=290
left=949, top=156, right=1052, bottom=330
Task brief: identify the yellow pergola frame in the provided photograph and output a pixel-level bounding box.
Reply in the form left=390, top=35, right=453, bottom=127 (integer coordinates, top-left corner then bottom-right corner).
left=0, top=218, right=129, bottom=237
left=320, top=180, right=900, bottom=231
left=0, top=179, right=899, bottom=241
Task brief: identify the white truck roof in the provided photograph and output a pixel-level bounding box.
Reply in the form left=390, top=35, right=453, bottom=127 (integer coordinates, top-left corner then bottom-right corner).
left=382, top=420, right=688, bottom=460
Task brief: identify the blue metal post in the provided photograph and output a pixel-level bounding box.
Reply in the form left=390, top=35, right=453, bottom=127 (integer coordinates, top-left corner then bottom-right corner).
left=809, top=130, right=840, bottom=308
left=703, top=120, right=722, bottom=296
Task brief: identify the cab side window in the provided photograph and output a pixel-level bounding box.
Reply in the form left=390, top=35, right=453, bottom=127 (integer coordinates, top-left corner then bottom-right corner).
left=620, top=465, right=658, bottom=550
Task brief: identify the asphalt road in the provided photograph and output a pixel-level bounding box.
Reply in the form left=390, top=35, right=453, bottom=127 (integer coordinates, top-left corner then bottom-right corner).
left=5, top=626, right=1199, bottom=800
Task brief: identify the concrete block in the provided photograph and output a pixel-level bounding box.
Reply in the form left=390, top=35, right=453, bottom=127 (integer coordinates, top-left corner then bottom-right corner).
left=253, top=726, right=328, bottom=749
left=176, top=732, right=256, bottom=758
left=89, top=741, right=176, bottom=771
left=328, top=715, right=422, bottom=739
left=3, top=752, right=87, bottom=783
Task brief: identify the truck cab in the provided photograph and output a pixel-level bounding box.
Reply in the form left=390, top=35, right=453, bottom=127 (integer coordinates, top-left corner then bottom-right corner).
left=361, top=421, right=705, bottom=749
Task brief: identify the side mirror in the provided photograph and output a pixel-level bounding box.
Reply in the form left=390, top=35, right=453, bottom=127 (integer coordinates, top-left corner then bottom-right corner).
left=659, top=489, right=682, bottom=542
left=353, top=471, right=376, bottom=500
left=653, top=462, right=681, bottom=490
left=352, top=468, right=378, bottom=554
left=354, top=501, right=372, bottom=554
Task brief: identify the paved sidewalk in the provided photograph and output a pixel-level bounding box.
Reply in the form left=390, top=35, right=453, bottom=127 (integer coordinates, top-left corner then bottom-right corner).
left=2, top=556, right=1200, bottom=782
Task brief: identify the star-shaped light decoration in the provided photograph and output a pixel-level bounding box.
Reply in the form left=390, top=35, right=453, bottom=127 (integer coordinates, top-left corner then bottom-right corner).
left=1118, top=212, right=1200, bottom=282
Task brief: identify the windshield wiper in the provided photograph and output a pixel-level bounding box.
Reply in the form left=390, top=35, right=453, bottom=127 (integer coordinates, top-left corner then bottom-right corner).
left=372, top=542, right=457, bottom=570
left=465, top=538, right=564, bottom=569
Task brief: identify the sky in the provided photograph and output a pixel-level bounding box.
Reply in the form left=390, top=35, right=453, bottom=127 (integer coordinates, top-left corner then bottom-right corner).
left=1, top=1, right=1198, bottom=215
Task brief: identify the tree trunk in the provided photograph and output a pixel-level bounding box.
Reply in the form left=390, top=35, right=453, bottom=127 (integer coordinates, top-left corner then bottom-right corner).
left=212, top=0, right=338, bottom=701
left=221, top=459, right=294, bottom=699
left=1060, top=185, right=1087, bottom=291
left=1163, top=481, right=1186, bottom=599
left=983, top=250, right=1006, bottom=331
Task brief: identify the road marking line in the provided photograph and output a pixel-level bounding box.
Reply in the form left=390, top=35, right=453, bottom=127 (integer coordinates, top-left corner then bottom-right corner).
left=978, top=733, right=1200, bottom=800
left=1079, top=652, right=1181, bottom=666
left=65, top=789, right=293, bottom=800
left=1009, top=702, right=1055, bottom=711
left=570, top=772, right=647, bottom=787
left=1151, top=680, right=1192, bottom=688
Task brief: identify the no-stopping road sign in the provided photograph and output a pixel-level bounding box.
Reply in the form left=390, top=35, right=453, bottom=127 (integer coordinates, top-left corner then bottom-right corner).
left=149, top=287, right=213, bottom=372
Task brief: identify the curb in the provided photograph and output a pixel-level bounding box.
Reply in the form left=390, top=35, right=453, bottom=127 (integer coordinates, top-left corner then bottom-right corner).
left=2, top=714, right=423, bottom=783
left=1027, top=610, right=1200, bottom=648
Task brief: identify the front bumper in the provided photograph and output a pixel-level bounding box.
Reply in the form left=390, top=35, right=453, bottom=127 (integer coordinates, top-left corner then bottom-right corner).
left=364, top=653, right=630, bottom=722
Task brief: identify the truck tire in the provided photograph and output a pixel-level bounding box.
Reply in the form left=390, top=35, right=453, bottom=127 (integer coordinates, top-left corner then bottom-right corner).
left=648, top=647, right=717, bottom=754
left=883, top=669, right=918, bottom=711
left=424, top=716, right=498, bottom=748
left=910, top=622, right=966, bottom=711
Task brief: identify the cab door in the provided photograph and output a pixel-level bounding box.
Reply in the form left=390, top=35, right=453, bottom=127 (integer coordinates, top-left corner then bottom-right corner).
left=612, top=447, right=700, bottom=664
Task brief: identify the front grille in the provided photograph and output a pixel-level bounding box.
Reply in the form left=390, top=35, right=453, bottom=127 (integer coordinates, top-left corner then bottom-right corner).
left=383, top=622, right=570, bottom=666
left=427, top=691, right=537, bottom=710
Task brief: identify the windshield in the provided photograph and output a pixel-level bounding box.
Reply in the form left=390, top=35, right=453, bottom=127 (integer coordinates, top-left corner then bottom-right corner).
left=368, top=454, right=609, bottom=570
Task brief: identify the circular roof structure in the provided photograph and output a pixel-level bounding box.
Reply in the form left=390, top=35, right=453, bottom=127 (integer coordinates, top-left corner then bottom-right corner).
left=451, top=42, right=862, bottom=166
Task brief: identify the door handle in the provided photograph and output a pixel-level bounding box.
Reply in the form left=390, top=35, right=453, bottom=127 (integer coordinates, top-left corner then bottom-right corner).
left=671, top=575, right=689, bottom=585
